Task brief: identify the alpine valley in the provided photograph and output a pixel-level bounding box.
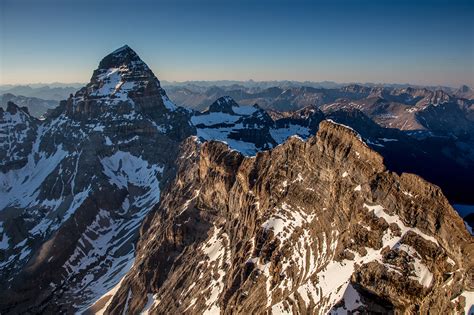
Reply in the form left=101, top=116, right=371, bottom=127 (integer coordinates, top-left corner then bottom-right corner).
left=1, top=46, right=473, bottom=314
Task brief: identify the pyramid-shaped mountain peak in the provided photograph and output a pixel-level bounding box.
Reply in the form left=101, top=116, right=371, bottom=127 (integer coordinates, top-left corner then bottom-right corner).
left=65, top=45, right=182, bottom=115
left=96, top=45, right=148, bottom=73
left=77, top=45, right=163, bottom=103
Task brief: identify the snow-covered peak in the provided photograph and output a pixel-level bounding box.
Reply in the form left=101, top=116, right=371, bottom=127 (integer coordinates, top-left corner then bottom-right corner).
left=216, top=96, right=236, bottom=105
left=70, top=45, right=178, bottom=113
left=426, top=89, right=452, bottom=106
left=86, top=45, right=155, bottom=101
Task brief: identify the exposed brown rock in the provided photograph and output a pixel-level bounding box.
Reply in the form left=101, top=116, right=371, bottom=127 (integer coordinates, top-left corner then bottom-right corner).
left=102, top=120, right=473, bottom=314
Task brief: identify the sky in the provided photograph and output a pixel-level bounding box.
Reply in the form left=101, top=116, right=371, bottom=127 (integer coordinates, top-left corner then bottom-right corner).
left=0, top=0, right=473, bottom=87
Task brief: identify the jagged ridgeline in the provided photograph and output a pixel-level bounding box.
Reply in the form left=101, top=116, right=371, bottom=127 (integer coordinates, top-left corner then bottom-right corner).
left=0, top=46, right=473, bottom=314
left=103, top=121, right=474, bottom=315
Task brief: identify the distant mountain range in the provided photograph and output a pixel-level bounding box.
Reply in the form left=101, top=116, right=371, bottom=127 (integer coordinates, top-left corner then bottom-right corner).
left=3, top=83, right=472, bottom=122
left=2, top=81, right=471, bottom=105
left=0, top=85, right=82, bottom=118
left=2, top=80, right=471, bottom=118
left=161, top=80, right=464, bottom=91
left=0, top=94, right=58, bottom=118
left=164, top=83, right=474, bottom=112
left=0, top=85, right=81, bottom=101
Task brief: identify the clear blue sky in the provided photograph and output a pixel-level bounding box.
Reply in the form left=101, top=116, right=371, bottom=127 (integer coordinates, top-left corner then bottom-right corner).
left=1, top=0, right=473, bottom=87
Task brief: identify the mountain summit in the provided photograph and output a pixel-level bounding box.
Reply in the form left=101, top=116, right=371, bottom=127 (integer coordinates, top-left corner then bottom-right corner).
left=55, top=45, right=195, bottom=140
left=208, top=96, right=240, bottom=114
left=66, top=45, right=177, bottom=117
left=96, top=45, right=143, bottom=70
left=0, top=46, right=195, bottom=313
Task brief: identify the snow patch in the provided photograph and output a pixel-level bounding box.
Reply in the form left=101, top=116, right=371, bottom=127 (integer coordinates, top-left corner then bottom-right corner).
left=270, top=124, right=310, bottom=144
left=364, top=203, right=438, bottom=245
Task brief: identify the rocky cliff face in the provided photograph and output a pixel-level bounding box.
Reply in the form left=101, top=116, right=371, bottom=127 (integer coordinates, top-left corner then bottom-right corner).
left=63, top=44, right=194, bottom=140
left=0, top=46, right=194, bottom=313
left=192, top=97, right=474, bottom=205
left=102, top=120, right=474, bottom=314
left=0, top=102, right=38, bottom=171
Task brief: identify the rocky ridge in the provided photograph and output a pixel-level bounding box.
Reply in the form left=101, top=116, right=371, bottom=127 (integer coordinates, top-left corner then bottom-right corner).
left=191, top=96, right=276, bottom=155
left=192, top=98, right=474, bottom=205
left=102, top=120, right=473, bottom=314
left=0, top=102, right=38, bottom=172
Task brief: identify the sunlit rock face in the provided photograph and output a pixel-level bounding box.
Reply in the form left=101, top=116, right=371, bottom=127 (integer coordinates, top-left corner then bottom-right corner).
left=104, top=120, right=474, bottom=315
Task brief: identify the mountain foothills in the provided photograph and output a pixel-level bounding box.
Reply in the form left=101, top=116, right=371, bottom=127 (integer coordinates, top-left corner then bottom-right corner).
left=0, top=46, right=473, bottom=314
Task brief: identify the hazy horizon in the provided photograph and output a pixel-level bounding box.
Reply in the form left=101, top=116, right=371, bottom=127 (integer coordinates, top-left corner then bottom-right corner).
left=1, top=0, right=473, bottom=87
left=0, top=77, right=471, bottom=90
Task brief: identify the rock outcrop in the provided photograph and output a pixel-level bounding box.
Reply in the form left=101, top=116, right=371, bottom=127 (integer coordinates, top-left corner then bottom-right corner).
left=193, top=97, right=474, bottom=205
left=192, top=96, right=276, bottom=155
left=103, top=120, right=474, bottom=314
left=0, top=102, right=38, bottom=172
